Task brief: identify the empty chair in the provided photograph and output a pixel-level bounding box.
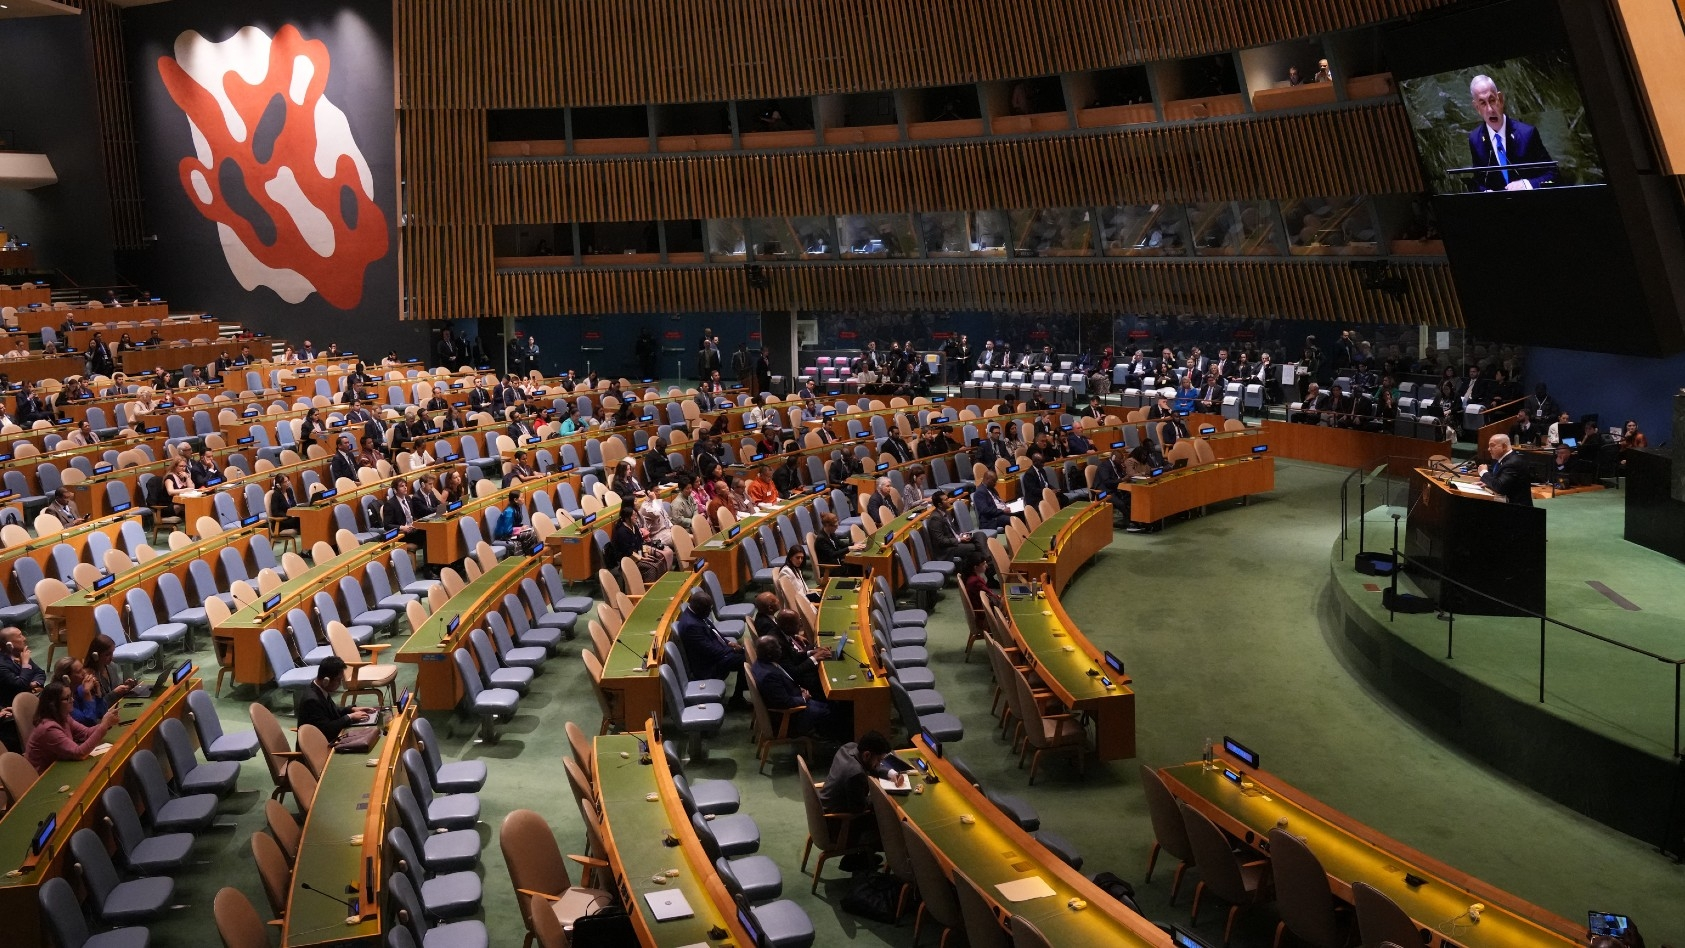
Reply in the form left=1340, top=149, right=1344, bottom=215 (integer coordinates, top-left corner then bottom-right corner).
left=158, top=717, right=240, bottom=795
left=393, top=548, right=441, bottom=596
left=490, top=622, right=546, bottom=671
left=212, top=887, right=269, bottom=948
left=70, top=827, right=174, bottom=925
left=387, top=871, right=489, bottom=948
left=452, top=648, right=519, bottom=742
left=156, top=572, right=208, bottom=645
left=902, top=819, right=964, bottom=948
left=717, top=868, right=815, bottom=948
left=92, top=604, right=160, bottom=674
left=538, top=563, right=594, bottom=615
left=660, top=663, right=724, bottom=760
left=663, top=640, right=727, bottom=705
left=266, top=798, right=300, bottom=865
left=389, top=826, right=482, bottom=918
left=467, top=628, right=533, bottom=693
left=312, top=591, right=377, bottom=646
left=330, top=623, right=398, bottom=707
left=189, top=558, right=236, bottom=608
left=695, top=811, right=783, bottom=904
left=123, top=588, right=189, bottom=653
left=259, top=627, right=318, bottom=702
left=1269, top=827, right=1349, bottom=948
left=890, top=678, right=962, bottom=744
left=402, top=747, right=481, bottom=830
left=411, top=717, right=486, bottom=794
left=367, top=562, right=418, bottom=611
left=0, top=581, right=40, bottom=630
left=288, top=609, right=336, bottom=664
left=954, top=868, right=1011, bottom=948
left=393, top=784, right=481, bottom=875
left=186, top=689, right=260, bottom=761
left=1182, top=800, right=1271, bottom=946
left=339, top=576, right=399, bottom=636
left=129, top=748, right=218, bottom=833
left=1353, top=882, right=1422, bottom=948
left=500, top=808, right=613, bottom=944
left=1140, top=763, right=1197, bottom=903
left=101, top=785, right=193, bottom=875
left=40, top=876, right=152, bottom=948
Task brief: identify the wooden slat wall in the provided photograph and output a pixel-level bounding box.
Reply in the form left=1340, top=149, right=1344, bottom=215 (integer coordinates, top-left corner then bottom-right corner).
left=397, top=0, right=1459, bottom=108
left=401, top=110, right=495, bottom=317
left=487, top=103, right=1422, bottom=223
left=83, top=0, right=147, bottom=250
left=482, top=259, right=1464, bottom=326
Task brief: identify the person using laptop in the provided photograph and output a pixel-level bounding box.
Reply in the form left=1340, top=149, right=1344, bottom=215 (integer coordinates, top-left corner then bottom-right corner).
left=297, top=657, right=376, bottom=744
left=751, top=635, right=850, bottom=742
left=80, top=634, right=134, bottom=711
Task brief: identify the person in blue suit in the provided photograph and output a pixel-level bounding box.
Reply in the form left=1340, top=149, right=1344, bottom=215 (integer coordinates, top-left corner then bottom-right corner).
left=1467, top=75, right=1554, bottom=192
left=676, top=588, right=748, bottom=707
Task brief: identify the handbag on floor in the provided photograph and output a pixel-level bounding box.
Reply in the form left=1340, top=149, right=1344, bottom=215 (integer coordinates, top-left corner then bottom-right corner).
left=841, top=871, right=902, bottom=923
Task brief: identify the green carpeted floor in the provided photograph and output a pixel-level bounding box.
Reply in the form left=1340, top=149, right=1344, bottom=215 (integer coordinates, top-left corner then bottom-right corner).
left=128, top=458, right=1685, bottom=948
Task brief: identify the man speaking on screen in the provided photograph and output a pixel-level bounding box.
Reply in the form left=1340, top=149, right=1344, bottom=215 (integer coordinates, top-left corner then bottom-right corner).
left=1467, top=74, right=1555, bottom=191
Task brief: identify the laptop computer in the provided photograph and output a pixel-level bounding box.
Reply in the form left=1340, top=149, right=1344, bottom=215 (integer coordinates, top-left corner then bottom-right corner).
left=128, top=667, right=171, bottom=699
left=642, top=889, right=694, bottom=921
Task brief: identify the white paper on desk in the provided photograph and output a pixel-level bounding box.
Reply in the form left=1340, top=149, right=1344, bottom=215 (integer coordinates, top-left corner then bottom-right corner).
left=1006, top=498, right=1025, bottom=514
left=643, top=890, right=695, bottom=921
left=877, top=776, right=912, bottom=795
left=995, top=876, right=1056, bottom=902
left=1450, top=481, right=1491, bottom=495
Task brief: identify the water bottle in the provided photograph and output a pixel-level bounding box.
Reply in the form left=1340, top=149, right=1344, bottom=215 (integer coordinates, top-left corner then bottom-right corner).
left=1202, top=737, right=1215, bottom=771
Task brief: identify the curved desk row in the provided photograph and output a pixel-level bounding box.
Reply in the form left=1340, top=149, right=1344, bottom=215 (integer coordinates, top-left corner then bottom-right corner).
left=1160, top=758, right=1583, bottom=948
left=1120, top=456, right=1274, bottom=524
left=0, top=671, right=199, bottom=946
left=595, top=571, right=703, bottom=732
left=398, top=553, right=544, bottom=710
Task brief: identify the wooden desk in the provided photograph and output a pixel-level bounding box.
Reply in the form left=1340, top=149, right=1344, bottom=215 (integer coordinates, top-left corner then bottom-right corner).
left=50, top=522, right=267, bottom=661
left=396, top=554, right=537, bottom=710
left=1160, top=760, right=1582, bottom=948
left=6, top=353, right=87, bottom=384
left=283, top=705, right=412, bottom=947
left=418, top=473, right=564, bottom=567
left=595, top=730, right=756, bottom=947
left=544, top=482, right=675, bottom=583
left=1010, top=501, right=1112, bottom=595
left=1002, top=580, right=1135, bottom=761
left=71, top=447, right=254, bottom=521
left=1200, top=428, right=1269, bottom=460
left=15, top=303, right=169, bottom=334
left=890, top=737, right=1170, bottom=947
left=845, top=506, right=929, bottom=586
left=66, top=319, right=219, bottom=351
left=813, top=577, right=891, bottom=739
left=0, top=511, right=138, bottom=606
left=1260, top=418, right=1442, bottom=476
left=597, top=571, right=700, bottom=731
left=693, top=490, right=824, bottom=595
left=0, top=674, right=197, bottom=947
left=118, top=341, right=228, bottom=375
left=0, top=285, right=51, bottom=308
left=219, top=540, right=405, bottom=689
left=1121, top=456, right=1274, bottom=523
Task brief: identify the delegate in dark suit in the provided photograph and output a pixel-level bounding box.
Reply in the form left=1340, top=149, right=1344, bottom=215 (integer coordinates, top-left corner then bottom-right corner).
left=1479, top=449, right=1534, bottom=506
left=676, top=597, right=747, bottom=698
left=1467, top=118, right=1554, bottom=192
left=296, top=681, right=367, bottom=744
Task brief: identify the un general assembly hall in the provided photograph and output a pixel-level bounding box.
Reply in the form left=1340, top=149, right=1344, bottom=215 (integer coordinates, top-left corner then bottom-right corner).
left=1, top=1, right=1684, bottom=947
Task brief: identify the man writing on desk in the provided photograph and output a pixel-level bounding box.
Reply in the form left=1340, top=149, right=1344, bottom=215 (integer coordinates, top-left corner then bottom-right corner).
left=1467, top=75, right=1555, bottom=192
left=1477, top=434, right=1533, bottom=506
left=819, top=730, right=904, bottom=867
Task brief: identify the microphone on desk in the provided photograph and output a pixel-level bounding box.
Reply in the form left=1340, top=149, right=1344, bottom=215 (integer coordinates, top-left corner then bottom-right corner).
left=300, top=882, right=359, bottom=912
left=615, top=636, right=649, bottom=671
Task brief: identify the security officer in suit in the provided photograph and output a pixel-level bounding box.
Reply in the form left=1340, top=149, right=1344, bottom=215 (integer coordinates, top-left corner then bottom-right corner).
left=1477, top=434, right=1533, bottom=506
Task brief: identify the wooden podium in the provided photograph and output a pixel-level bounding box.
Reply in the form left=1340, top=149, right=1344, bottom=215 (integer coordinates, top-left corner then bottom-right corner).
left=1405, top=469, right=1546, bottom=616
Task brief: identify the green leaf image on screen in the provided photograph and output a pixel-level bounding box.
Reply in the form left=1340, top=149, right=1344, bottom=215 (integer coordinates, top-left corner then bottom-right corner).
left=1399, top=51, right=1605, bottom=194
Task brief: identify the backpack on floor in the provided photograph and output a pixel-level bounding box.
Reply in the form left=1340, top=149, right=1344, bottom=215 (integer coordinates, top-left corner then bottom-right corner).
left=841, top=871, right=903, bottom=923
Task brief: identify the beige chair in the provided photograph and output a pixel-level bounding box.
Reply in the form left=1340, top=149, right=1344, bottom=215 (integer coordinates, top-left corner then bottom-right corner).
left=11, top=692, right=38, bottom=748
left=617, top=557, right=646, bottom=599
left=168, top=530, right=192, bottom=551
left=1009, top=914, right=1055, bottom=948
left=581, top=651, right=615, bottom=734
left=230, top=581, right=258, bottom=608
left=134, top=544, right=160, bottom=564
left=1140, top=764, right=1196, bottom=903
left=796, top=755, right=873, bottom=892
left=330, top=621, right=396, bottom=707
left=866, top=779, right=918, bottom=922
left=252, top=830, right=291, bottom=918
left=500, top=808, right=614, bottom=948
left=281, top=550, right=310, bottom=579
left=1268, top=827, right=1347, bottom=948
left=266, top=798, right=300, bottom=866
left=1353, top=882, right=1420, bottom=948
left=287, top=759, right=318, bottom=816
left=291, top=719, right=332, bottom=772
left=405, top=599, right=431, bottom=634
left=0, top=751, right=38, bottom=807
left=257, top=568, right=283, bottom=594
left=101, top=548, right=132, bottom=577
left=195, top=515, right=224, bottom=539
left=1007, top=667, right=1087, bottom=783
left=746, top=661, right=812, bottom=775
left=586, top=620, right=611, bottom=663
left=71, top=562, right=102, bottom=591
left=903, top=819, right=964, bottom=947
left=439, top=566, right=465, bottom=595
left=310, top=540, right=337, bottom=564
left=463, top=556, right=483, bottom=581
left=1182, top=800, right=1271, bottom=945
left=34, top=578, right=73, bottom=668
left=33, top=512, right=63, bottom=536
left=214, top=887, right=274, bottom=944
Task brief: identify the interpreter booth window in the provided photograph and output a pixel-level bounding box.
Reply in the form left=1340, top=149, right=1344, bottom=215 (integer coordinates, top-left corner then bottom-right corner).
left=1098, top=204, right=1189, bottom=257
left=837, top=215, right=915, bottom=258
left=706, top=219, right=748, bottom=261
left=1186, top=200, right=1284, bottom=256
left=749, top=217, right=837, bottom=260
left=1009, top=208, right=1093, bottom=257
left=1283, top=195, right=1381, bottom=255
left=920, top=211, right=1010, bottom=257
